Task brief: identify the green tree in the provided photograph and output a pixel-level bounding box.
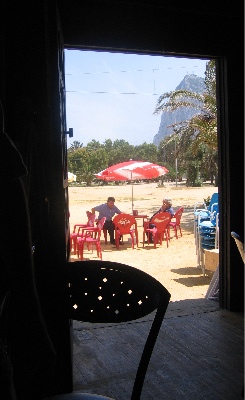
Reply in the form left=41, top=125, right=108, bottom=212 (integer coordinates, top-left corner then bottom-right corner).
left=68, top=140, right=83, bottom=152
left=68, top=146, right=108, bottom=186
left=109, top=140, right=135, bottom=166
left=134, top=142, right=158, bottom=163
left=86, top=139, right=102, bottom=152
left=103, top=139, right=113, bottom=153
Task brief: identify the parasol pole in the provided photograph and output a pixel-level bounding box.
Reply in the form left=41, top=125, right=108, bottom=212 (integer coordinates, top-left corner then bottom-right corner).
left=131, top=171, right=134, bottom=213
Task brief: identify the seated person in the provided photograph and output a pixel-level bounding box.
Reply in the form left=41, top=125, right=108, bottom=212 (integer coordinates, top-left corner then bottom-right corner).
left=147, top=198, right=174, bottom=242
left=91, top=197, right=121, bottom=245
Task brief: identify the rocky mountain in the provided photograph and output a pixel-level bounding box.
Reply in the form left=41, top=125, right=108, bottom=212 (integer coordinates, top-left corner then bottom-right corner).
left=153, top=74, right=206, bottom=146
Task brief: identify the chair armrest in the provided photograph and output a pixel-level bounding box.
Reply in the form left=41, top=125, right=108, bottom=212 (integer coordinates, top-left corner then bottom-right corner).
left=194, top=202, right=207, bottom=212
left=79, top=226, right=97, bottom=235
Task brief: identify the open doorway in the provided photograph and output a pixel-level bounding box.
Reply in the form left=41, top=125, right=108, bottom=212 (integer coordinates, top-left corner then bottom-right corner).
left=65, top=49, right=219, bottom=303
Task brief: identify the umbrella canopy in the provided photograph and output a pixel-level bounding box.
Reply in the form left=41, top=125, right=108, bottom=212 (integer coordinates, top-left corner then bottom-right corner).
left=95, top=161, right=168, bottom=181
left=95, top=161, right=169, bottom=212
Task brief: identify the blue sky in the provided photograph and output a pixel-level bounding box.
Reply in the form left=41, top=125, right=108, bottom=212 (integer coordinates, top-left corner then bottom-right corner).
left=65, top=50, right=208, bottom=147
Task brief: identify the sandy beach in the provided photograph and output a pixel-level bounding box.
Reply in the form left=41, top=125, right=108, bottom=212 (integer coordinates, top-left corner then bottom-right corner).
left=69, top=182, right=218, bottom=302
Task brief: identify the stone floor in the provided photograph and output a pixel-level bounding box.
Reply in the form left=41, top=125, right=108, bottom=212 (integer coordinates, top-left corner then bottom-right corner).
left=72, top=298, right=244, bottom=400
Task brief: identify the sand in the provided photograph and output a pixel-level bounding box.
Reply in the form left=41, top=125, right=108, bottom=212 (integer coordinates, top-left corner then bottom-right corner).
left=68, top=182, right=218, bottom=302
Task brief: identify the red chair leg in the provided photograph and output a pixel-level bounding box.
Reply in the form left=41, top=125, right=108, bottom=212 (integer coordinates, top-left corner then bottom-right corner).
left=115, top=232, right=120, bottom=249
left=77, top=238, right=85, bottom=259
left=103, top=228, right=107, bottom=244
left=153, top=232, right=157, bottom=248
left=135, top=232, right=138, bottom=247
left=70, top=233, right=78, bottom=253
left=130, top=233, right=134, bottom=249
left=87, top=242, right=93, bottom=252
left=74, top=236, right=78, bottom=253
left=96, top=241, right=102, bottom=259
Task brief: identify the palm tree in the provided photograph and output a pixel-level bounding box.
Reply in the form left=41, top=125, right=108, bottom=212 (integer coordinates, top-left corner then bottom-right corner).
left=68, top=140, right=83, bottom=153
left=154, top=60, right=218, bottom=186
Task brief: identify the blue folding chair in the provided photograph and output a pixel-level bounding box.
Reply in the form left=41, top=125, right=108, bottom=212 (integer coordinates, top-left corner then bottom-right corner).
left=194, top=192, right=218, bottom=258
left=194, top=192, right=218, bottom=244
left=197, top=203, right=219, bottom=276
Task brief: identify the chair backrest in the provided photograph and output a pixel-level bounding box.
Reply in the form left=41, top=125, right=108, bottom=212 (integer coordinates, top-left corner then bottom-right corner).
left=95, top=217, right=107, bottom=238
left=208, top=192, right=218, bottom=211
left=210, top=203, right=219, bottom=226
left=74, top=213, right=96, bottom=233
left=194, top=192, right=218, bottom=215
left=173, top=207, right=184, bottom=224
left=97, top=216, right=106, bottom=230
left=151, top=212, right=171, bottom=232
left=231, top=232, right=245, bottom=263
left=84, top=217, right=106, bottom=239
left=87, top=212, right=96, bottom=226
left=113, top=213, right=137, bottom=234
left=66, top=260, right=171, bottom=400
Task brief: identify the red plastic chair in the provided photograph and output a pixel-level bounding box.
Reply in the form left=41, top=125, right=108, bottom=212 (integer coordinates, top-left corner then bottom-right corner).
left=79, top=216, right=107, bottom=240
left=70, top=212, right=95, bottom=253
left=113, top=214, right=138, bottom=249
left=143, top=212, right=171, bottom=248
left=77, top=217, right=106, bottom=260
left=168, top=207, right=184, bottom=239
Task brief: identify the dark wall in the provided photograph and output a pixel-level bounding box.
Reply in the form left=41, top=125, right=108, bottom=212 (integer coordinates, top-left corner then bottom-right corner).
left=1, top=0, right=243, bottom=395
left=58, top=0, right=242, bottom=57
left=2, top=1, right=73, bottom=396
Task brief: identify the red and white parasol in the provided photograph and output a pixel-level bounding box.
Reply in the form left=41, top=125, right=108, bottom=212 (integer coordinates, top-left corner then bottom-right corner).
left=95, top=160, right=169, bottom=212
